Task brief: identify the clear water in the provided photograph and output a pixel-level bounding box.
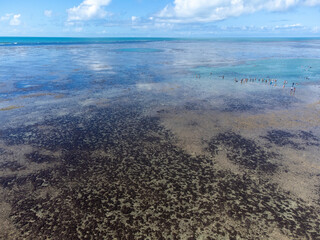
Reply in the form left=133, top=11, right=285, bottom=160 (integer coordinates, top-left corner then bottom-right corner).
left=1, top=38, right=320, bottom=100
left=0, top=38, right=320, bottom=239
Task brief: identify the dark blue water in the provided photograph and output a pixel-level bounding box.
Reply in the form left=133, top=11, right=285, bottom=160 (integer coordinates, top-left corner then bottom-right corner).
left=1, top=37, right=320, bottom=46
left=0, top=37, right=176, bottom=46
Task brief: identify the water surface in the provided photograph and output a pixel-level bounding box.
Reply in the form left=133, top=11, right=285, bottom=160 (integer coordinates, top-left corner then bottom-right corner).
left=0, top=38, right=320, bottom=239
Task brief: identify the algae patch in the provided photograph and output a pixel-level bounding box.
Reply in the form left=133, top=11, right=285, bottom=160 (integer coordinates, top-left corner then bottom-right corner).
left=20, top=93, right=65, bottom=99
left=262, top=129, right=320, bottom=149
left=207, top=132, right=277, bottom=173
left=0, top=106, right=23, bottom=111
left=0, top=103, right=319, bottom=239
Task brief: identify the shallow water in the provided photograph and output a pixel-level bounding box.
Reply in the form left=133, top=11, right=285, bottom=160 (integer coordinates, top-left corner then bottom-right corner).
left=0, top=38, right=320, bottom=239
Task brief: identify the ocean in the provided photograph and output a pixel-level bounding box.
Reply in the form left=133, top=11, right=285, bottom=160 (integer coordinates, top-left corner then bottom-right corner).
left=0, top=37, right=320, bottom=239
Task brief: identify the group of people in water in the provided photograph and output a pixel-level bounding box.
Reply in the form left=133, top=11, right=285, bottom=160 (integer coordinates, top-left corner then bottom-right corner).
left=235, top=77, right=278, bottom=85
left=234, top=77, right=298, bottom=95
left=195, top=73, right=298, bottom=96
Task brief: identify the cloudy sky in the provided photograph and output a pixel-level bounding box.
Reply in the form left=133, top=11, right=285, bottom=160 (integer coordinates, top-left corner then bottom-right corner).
left=1, top=0, right=320, bottom=37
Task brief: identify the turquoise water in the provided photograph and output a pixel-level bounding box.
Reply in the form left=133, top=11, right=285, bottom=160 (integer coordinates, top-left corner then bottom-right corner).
left=116, top=48, right=163, bottom=53
left=1, top=37, right=320, bottom=46
left=0, top=37, right=176, bottom=46
left=194, top=58, right=320, bottom=85
left=1, top=37, right=320, bottom=102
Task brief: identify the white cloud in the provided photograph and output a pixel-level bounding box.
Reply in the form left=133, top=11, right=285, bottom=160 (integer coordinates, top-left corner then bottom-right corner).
left=274, top=23, right=303, bottom=29
left=304, top=0, right=320, bottom=5
left=75, top=27, right=83, bottom=32
left=67, top=0, right=112, bottom=21
left=10, top=14, right=21, bottom=26
left=312, top=26, right=320, bottom=33
left=44, top=10, right=52, bottom=17
left=218, top=23, right=305, bottom=32
left=1, top=13, right=21, bottom=25
left=158, top=0, right=320, bottom=23
left=1, top=13, right=12, bottom=21
left=131, top=16, right=138, bottom=22
left=65, top=21, right=75, bottom=26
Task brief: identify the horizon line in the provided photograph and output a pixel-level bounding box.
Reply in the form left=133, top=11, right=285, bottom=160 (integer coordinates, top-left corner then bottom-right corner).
left=1, top=36, right=320, bottom=39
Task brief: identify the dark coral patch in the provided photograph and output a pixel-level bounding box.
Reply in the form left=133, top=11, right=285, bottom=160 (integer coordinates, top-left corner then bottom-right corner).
left=208, top=132, right=277, bottom=173
left=298, top=130, right=320, bottom=147
left=0, top=169, right=55, bottom=190
left=262, top=130, right=320, bottom=149
left=25, top=151, right=57, bottom=164
left=223, top=101, right=254, bottom=112
left=0, top=105, right=319, bottom=239
left=0, top=161, right=25, bottom=172
left=262, top=130, right=301, bottom=149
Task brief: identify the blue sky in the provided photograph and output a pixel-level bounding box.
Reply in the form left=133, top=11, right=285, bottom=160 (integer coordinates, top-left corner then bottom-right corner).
left=1, top=0, right=320, bottom=37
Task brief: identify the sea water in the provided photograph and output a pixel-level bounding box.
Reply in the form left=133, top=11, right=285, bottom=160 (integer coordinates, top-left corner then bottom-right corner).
left=0, top=37, right=320, bottom=239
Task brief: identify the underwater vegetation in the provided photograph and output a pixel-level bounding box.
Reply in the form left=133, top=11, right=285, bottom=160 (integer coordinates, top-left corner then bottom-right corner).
left=0, top=102, right=319, bottom=239
left=263, top=129, right=320, bottom=149
left=1, top=38, right=320, bottom=239
left=0, top=106, right=23, bottom=111
left=207, top=132, right=277, bottom=173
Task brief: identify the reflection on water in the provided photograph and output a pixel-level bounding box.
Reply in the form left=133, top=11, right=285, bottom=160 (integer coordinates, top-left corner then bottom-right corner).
left=0, top=39, right=320, bottom=239
left=116, top=48, right=163, bottom=53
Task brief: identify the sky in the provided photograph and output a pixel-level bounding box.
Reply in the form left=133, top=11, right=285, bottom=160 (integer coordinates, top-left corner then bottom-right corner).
left=1, top=0, right=320, bottom=37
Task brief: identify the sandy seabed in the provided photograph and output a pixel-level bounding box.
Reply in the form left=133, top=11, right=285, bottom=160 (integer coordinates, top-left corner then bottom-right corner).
left=1, top=38, right=320, bottom=239
left=0, top=87, right=319, bottom=240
